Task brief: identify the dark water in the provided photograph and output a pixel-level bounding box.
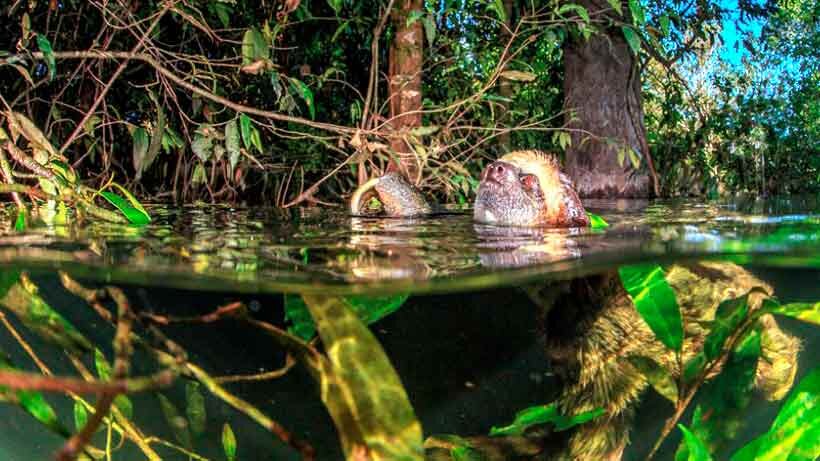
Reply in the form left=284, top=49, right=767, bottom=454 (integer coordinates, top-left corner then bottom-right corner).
left=0, top=196, right=817, bottom=460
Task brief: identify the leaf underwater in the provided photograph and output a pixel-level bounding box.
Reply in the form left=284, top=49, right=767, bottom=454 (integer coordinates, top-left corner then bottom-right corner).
left=618, top=264, right=683, bottom=351
left=732, top=366, right=820, bottom=461
left=301, top=294, right=423, bottom=460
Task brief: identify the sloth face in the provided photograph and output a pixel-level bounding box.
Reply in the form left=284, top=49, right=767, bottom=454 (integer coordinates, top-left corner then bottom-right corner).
left=473, top=160, right=545, bottom=227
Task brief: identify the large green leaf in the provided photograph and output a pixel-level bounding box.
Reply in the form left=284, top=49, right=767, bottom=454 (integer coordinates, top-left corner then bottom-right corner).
left=732, top=366, right=820, bottom=461
left=241, top=27, right=269, bottom=65
left=587, top=212, right=609, bottom=229
left=100, top=190, right=151, bottom=225
left=622, top=26, right=642, bottom=55
left=302, top=294, right=423, bottom=460
left=618, top=264, right=683, bottom=351
left=767, top=301, right=820, bottom=325
left=489, top=403, right=604, bottom=436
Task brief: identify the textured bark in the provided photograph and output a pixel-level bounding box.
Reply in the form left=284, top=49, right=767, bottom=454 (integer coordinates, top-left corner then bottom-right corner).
left=388, top=0, right=424, bottom=183
left=496, top=0, right=516, bottom=150
left=562, top=0, right=657, bottom=198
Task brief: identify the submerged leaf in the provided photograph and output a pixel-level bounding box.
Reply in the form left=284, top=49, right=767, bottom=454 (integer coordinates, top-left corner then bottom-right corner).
left=767, top=301, right=820, bottom=325
left=158, top=393, right=192, bottom=448
left=628, top=355, right=678, bottom=403
left=186, top=381, right=207, bottom=436
left=490, top=403, right=604, bottom=436
left=618, top=264, right=683, bottom=351
left=222, top=422, right=237, bottom=461
left=0, top=275, right=92, bottom=353
left=0, top=354, right=70, bottom=437
left=678, top=424, right=713, bottom=461
left=302, top=294, right=423, bottom=460
left=732, top=366, right=820, bottom=461
left=73, top=401, right=88, bottom=430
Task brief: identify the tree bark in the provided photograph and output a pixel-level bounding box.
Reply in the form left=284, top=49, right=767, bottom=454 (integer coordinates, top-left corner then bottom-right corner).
left=497, top=0, right=516, bottom=151
left=562, top=0, right=657, bottom=198
left=388, top=0, right=424, bottom=183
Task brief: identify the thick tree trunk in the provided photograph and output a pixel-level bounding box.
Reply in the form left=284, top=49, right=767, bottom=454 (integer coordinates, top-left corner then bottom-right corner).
left=388, top=0, right=424, bottom=183
left=562, top=0, right=657, bottom=198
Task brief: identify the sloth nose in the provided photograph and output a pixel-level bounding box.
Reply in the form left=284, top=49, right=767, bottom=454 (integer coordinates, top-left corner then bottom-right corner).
left=483, top=161, right=515, bottom=183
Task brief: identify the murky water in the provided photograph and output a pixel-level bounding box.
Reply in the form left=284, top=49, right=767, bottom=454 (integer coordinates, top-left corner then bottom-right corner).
left=0, top=196, right=817, bottom=460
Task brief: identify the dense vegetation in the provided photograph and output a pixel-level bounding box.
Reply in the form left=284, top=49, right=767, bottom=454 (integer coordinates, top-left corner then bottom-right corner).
left=0, top=0, right=817, bottom=207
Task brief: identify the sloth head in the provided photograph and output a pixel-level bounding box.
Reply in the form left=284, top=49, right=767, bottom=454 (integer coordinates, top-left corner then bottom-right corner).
left=350, top=150, right=589, bottom=227
left=473, top=150, right=589, bottom=227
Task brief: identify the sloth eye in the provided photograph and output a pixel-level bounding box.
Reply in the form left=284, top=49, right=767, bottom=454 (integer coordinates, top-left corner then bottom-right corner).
left=520, top=174, right=539, bottom=191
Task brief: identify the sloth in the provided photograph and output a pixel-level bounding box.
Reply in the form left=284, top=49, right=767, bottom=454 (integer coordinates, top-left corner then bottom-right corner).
left=350, top=151, right=800, bottom=460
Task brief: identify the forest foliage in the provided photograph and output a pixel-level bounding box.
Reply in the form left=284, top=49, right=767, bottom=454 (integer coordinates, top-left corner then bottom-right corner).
left=0, top=0, right=817, bottom=207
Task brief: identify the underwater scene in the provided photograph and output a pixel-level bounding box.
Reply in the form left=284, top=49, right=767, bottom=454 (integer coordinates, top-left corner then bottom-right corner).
left=0, top=197, right=817, bottom=461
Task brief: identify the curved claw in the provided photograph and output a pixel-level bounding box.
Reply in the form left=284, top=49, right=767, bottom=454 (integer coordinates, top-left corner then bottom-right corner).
left=350, top=172, right=431, bottom=217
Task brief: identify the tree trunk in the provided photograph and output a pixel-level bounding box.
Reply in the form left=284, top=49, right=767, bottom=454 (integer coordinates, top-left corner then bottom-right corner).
left=497, top=0, right=516, bottom=150
left=388, top=0, right=424, bottom=183
left=562, top=0, right=658, bottom=198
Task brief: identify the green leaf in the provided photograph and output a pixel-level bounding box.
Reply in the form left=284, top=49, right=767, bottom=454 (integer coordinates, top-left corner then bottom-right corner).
left=628, top=356, right=678, bottom=403
left=0, top=277, right=91, bottom=353
left=0, top=354, right=69, bottom=437
left=289, top=78, right=315, bottom=120
left=732, top=366, right=820, bottom=461
left=99, top=190, right=151, bottom=225
left=490, top=403, right=604, bottom=436
left=588, top=212, right=609, bottom=229
left=327, top=0, right=342, bottom=14
left=489, top=0, right=507, bottom=21
left=628, top=0, right=645, bottom=25
left=225, top=120, right=241, bottom=175
left=192, top=164, right=207, bottom=185
left=131, top=127, right=150, bottom=174
left=302, top=295, right=424, bottom=459
left=622, top=26, right=641, bottom=55
left=660, top=15, right=671, bottom=36
left=284, top=294, right=316, bottom=341
left=108, top=183, right=150, bottom=223
left=618, top=264, right=683, bottom=351
left=114, top=395, right=133, bottom=419
left=768, top=301, right=820, bottom=325
left=14, top=209, right=27, bottom=232
left=222, top=423, right=237, bottom=461
left=192, top=132, right=214, bottom=163
left=607, top=0, right=623, bottom=16
left=94, top=348, right=112, bottom=381
left=678, top=329, right=762, bottom=460
left=73, top=401, right=88, bottom=430
left=558, top=4, right=590, bottom=23
left=344, top=294, right=409, bottom=325
left=249, top=125, right=263, bottom=154
left=185, top=381, right=207, bottom=437
left=702, top=289, right=765, bottom=362
left=241, top=27, right=269, bottom=65
left=239, top=114, right=253, bottom=151
left=35, top=34, right=56, bottom=81
left=678, top=424, right=713, bottom=461
left=158, top=393, right=192, bottom=448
